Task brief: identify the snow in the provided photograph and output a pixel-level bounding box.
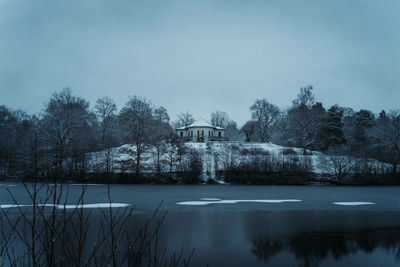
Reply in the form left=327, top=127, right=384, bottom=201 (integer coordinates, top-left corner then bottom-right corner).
left=333, top=202, right=375, bottom=206
left=186, top=120, right=216, bottom=128
left=176, top=199, right=302, bottom=206
left=86, top=141, right=392, bottom=180
left=0, top=203, right=130, bottom=209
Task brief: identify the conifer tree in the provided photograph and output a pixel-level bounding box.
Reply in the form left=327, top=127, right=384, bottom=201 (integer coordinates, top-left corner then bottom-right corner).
left=317, top=105, right=346, bottom=150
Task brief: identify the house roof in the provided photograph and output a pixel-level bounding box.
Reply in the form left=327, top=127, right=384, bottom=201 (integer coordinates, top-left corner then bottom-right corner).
left=187, top=120, right=214, bottom=128
left=176, top=120, right=225, bottom=130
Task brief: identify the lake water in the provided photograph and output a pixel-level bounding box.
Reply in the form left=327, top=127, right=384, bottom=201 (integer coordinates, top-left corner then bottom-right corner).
left=1, top=184, right=400, bottom=266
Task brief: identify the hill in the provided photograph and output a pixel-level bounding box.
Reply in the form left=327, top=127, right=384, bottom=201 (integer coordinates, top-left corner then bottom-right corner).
left=87, top=142, right=392, bottom=184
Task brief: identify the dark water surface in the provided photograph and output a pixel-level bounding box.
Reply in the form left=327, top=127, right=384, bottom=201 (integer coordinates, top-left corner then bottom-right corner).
left=1, top=184, right=400, bottom=266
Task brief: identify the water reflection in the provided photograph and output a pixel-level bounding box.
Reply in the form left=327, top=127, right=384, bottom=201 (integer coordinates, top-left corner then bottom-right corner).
left=6, top=205, right=400, bottom=266
left=159, top=210, right=400, bottom=266
left=252, top=228, right=400, bottom=266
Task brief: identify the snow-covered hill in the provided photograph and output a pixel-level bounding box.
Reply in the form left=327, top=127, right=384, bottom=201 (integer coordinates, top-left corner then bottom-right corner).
left=87, top=142, right=392, bottom=182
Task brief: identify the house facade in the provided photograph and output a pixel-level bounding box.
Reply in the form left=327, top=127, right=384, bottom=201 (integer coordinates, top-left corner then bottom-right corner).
left=176, top=120, right=226, bottom=142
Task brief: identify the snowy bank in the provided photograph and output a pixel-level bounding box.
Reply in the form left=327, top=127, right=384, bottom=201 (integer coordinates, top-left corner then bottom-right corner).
left=87, top=142, right=393, bottom=184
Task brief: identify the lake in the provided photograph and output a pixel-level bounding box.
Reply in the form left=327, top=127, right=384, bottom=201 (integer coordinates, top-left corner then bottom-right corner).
left=1, top=184, right=400, bottom=266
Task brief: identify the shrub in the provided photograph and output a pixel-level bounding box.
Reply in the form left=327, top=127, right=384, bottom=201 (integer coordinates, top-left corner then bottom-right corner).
left=0, top=182, right=195, bottom=266
left=281, top=148, right=297, bottom=155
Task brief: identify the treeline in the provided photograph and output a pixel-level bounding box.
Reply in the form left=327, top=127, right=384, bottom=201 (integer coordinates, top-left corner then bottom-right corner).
left=0, top=86, right=399, bottom=181
left=0, top=88, right=206, bottom=181
left=242, top=86, right=400, bottom=174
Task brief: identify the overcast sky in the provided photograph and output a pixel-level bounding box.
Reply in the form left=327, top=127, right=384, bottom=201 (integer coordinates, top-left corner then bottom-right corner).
left=0, top=0, right=399, bottom=126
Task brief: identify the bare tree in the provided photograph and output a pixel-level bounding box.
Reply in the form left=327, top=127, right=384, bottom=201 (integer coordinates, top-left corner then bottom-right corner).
left=153, top=106, right=170, bottom=124
left=318, top=147, right=355, bottom=183
left=318, top=155, right=355, bottom=184
left=287, top=102, right=325, bottom=153
left=95, top=96, right=117, bottom=147
left=369, top=110, right=400, bottom=173
left=95, top=96, right=118, bottom=174
left=119, top=96, right=154, bottom=176
left=292, top=85, right=315, bottom=107
left=286, top=86, right=326, bottom=153
left=0, top=212, right=13, bottom=266
left=250, top=99, right=281, bottom=143
left=166, top=134, right=180, bottom=174
left=173, top=111, right=194, bottom=128
left=41, top=88, right=93, bottom=179
left=0, top=105, right=16, bottom=177
left=150, top=107, right=174, bottom=174
left=1, top=182, right=195, bottom=266
left=0, top=107, right=38, bottom=178
left=210, top=111, right=229, bottom=128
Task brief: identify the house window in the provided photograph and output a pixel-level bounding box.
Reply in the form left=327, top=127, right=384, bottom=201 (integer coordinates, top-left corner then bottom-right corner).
left=218, top=132, right=221, bottom=138
left=180, top=132, right=183, bottom=137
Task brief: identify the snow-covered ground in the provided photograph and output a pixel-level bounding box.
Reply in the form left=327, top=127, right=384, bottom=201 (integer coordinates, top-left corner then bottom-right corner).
left=87, top=142, right=392, bottom=182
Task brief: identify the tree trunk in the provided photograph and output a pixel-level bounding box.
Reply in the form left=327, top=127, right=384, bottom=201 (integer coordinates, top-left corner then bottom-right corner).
left=156, top=145, right=161, bottom=174
left=33, top=133, right=38, bottom=178
left=136, top=147, right=141, bottom=177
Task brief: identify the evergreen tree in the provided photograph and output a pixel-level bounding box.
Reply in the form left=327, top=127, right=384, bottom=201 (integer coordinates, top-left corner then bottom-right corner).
left=352, top=109, right=374, bottom=155
left=317, top=105, right=346, bottom=150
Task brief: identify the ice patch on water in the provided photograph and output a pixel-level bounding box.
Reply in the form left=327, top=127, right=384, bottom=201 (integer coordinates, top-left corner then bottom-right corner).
left=178, top=201, right=214, bottom=206
left=0, top=204, right=59, bottom=209
left=333, top=202, right=375, bottom=206
left=62, top=203, right=130, bottom=209
left=48, top=184, right=104, bottom=186
left=200, top=198, right=221, bottom=201
left=0, top=204, right=31, bottom=209
left=71, top=184, right=104, bottom=186
left=0, top=203, right=130, bottom=209
left=177, top=199, right=302, bottom=206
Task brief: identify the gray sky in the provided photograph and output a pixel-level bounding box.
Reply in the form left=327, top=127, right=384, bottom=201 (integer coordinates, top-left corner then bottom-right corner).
left=0, top=0, right=399, bottom=126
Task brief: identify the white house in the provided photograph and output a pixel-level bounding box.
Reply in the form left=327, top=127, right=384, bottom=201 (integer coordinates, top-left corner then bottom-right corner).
left=176, top=120, right=226, bottom=142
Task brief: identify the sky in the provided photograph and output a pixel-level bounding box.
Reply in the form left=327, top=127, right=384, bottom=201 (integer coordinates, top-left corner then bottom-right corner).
left=0, top=0, right=399, bottom=126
